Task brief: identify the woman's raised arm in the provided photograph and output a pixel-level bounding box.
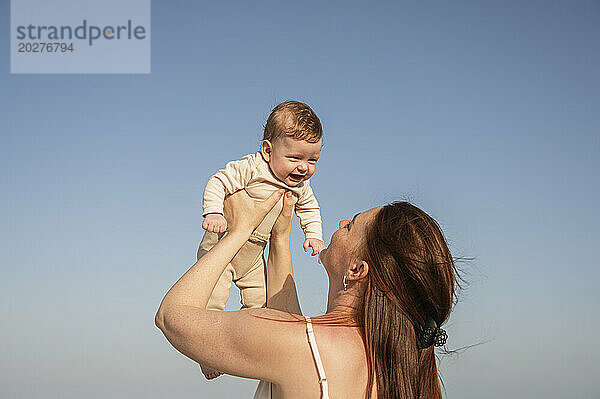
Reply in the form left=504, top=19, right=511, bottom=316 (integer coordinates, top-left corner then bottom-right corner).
left=266, top=191, right=302, bottom=314
left=154, top=189, right=309, bottom=383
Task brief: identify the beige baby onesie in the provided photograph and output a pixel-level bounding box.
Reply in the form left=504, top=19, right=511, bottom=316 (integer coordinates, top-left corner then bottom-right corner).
left=199, top=151, right=323, bottom=311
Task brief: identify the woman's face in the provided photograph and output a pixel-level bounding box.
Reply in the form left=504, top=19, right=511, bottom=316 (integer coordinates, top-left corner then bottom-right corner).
left=319, top=206, right=383, bottom=276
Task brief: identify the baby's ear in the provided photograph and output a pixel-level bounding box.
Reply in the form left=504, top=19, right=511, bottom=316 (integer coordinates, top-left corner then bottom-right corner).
left=260, top=140, right=272, bottom=162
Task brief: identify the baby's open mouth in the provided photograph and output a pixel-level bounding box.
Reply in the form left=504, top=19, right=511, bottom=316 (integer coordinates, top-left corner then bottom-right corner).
left=289, top=173, right=304, bottom=181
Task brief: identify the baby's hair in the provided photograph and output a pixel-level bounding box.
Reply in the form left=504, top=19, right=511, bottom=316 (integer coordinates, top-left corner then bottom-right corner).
left=263, top=100, right=323, bottom=143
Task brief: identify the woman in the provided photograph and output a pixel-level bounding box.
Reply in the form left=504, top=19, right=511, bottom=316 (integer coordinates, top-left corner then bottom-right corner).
left=155, top=189, right=457, bottom=398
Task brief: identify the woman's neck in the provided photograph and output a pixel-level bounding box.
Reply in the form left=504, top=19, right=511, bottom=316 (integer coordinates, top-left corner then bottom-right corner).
left=326, top=283, right=363, bottom=316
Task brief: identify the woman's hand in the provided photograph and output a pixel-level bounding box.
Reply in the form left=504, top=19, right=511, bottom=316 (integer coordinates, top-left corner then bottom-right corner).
left=223, top=189, right=284, bottom=235
left=271, top=191, right=295, bottom=240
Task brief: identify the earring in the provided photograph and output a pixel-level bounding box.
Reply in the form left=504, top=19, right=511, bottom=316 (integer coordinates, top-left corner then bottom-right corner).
left=343, top=275, right=348, bottom=291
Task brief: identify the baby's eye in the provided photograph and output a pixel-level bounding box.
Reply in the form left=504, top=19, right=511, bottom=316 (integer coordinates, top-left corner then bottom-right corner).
left=308, top=159, right=317, bottom=164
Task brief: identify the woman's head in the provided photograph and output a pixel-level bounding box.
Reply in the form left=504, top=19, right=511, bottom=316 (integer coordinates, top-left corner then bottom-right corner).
left=322, top=202, right=456, bottom=398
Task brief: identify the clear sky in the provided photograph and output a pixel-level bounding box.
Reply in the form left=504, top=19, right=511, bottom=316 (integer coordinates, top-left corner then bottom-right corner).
left=1, top=1, right=599, bottom=398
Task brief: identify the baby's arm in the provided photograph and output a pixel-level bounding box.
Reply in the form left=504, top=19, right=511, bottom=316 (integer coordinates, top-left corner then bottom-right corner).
left=295, top=183, right=325, bottom=256
left=202, top=156, right=254, bottom=233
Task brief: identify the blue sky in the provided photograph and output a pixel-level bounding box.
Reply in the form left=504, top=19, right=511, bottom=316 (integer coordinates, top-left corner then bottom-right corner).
left=1, top=1, right=599, bottom=398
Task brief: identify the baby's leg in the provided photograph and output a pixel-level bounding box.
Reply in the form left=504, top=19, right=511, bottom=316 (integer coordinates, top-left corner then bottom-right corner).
left=206, top=264, right=234, bottom=310
left=235, top=253, right=267, bottom=309
left=197, top=230, right=221, bottom=260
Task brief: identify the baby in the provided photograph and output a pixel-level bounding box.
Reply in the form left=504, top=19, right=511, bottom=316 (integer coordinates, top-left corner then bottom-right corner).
left=197, top=100, right=326, bottom=379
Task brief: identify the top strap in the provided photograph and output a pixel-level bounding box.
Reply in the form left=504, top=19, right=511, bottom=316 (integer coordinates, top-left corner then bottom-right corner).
left=304, top=316, right=330, bottom=399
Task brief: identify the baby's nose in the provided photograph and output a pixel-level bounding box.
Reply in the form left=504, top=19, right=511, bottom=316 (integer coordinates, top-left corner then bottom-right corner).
left=297, top=162, right=308, bottom=172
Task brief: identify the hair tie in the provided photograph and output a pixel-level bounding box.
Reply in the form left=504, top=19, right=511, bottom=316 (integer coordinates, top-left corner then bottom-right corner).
left=418, top=316, right=447, bottom=349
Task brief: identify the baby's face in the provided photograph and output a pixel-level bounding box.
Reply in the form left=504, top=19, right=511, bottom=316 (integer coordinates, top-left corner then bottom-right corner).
left=263, top=136, right=322, bottom=187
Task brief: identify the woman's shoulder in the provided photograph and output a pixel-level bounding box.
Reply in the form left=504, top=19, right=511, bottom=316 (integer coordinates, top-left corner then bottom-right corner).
left=310, top=323, right=372, bottom=398
left=314, top=323, right=366, bottom=363
left=246, top=311, right=371, bottom=398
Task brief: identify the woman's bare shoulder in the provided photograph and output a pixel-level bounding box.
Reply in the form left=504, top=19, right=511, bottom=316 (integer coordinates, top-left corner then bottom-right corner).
left=315, top=323, right=366, bottom=362
left=311, top=323, right=371, bottom=397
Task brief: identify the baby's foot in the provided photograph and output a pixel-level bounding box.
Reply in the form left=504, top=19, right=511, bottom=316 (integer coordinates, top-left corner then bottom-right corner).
left=200, top=363, right=224, bottom=380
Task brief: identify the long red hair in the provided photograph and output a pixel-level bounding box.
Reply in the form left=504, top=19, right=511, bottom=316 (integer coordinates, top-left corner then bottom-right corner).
left=358, top=201, right=457, bottom=398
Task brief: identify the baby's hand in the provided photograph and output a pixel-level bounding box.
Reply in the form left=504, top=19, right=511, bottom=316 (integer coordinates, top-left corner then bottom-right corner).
left=303, top=238, right=326, bottom=256
left=202, top=213, right=228, bottom=233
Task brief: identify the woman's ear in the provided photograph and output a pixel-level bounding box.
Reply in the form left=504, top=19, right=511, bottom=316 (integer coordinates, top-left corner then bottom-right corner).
left=260, top=140, right=272, bottom=162
left=347, top=260, right=369, bottom=282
